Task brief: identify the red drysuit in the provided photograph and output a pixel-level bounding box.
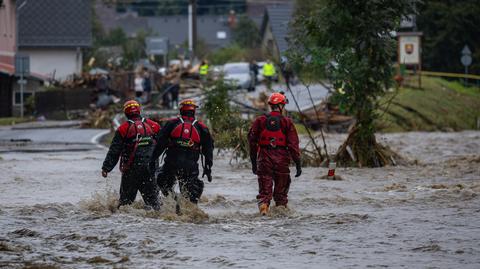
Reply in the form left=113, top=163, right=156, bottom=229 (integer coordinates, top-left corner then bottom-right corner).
left=248, top=111, right=301, bottom=206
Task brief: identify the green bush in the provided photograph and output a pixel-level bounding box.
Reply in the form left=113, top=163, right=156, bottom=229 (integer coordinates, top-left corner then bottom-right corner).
left=208, top=45, right=248, bottom=65
left=203, top=78, right=250, bottom=160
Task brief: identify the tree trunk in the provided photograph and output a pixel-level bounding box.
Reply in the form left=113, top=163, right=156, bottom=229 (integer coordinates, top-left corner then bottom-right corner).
left=334, top=110, right=404, bottom=167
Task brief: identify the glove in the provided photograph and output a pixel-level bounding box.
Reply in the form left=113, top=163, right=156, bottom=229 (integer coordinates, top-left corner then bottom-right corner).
left=251, top=158, right=257, bottom=175
left=202, top=165, right=212, bottom=182
left=295, top=162, right=302, bottom=177
left=101, top=170, right=108, bottom=178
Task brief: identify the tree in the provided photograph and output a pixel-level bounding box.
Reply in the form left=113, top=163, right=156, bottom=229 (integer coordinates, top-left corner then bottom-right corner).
left=100, top=28, right=128, bottom=47
left=232, top=15, right=261, bottom=49
left=203, top=78, right=250, bottom=160
left=290, top=0, right=414, bottom=167
left=122, top=30, right=149, bottom=68
left=417, top=0, right=480, bottom=74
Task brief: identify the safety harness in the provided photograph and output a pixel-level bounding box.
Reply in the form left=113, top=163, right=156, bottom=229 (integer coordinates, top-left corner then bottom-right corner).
left=120, top=118, right=156, bottom=173
left=170, top=117, right=201, bottom=150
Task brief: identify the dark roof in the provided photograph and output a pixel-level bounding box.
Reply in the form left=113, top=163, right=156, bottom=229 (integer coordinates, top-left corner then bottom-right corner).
left=147, top=16, right=232, bottom=48
left=264, top=4, right=294, bottom=54
left=111, top=15, right=233, bottom=49
left=17, top=0, right=92, bottom=48
left=115, top=16, right=149, bottom=37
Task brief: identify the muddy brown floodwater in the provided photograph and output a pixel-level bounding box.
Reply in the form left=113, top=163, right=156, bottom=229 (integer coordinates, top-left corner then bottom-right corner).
left=0, top=131, right=479, bottom=268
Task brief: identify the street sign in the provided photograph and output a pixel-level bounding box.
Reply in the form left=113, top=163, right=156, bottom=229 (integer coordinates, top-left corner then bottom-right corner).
left=14, top=54, right=30, bottom=118
left=461, top=45, right=473, bottom=86
left=400, top=15, right=416, bottom=29
left=146, top=37, right=169, bottom=56
left=15, top=54, right=30, bottom=77
left=461, top=45, right=472, bottom=67
left=462, top=45, right=472, bottom=56
left=461, top=55, right=472, bottom=67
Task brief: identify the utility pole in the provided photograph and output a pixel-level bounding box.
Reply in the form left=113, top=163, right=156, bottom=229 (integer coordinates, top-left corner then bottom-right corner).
left=188, top=0, right=197, bottom=62
left=16, top=0, right=29, bottom=118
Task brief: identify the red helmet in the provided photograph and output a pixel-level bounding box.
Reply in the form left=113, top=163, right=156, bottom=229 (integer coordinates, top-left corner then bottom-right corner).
left=268, top=92, right=288, bottom=105
left=179, top=99, right=198, bottom=111
left=123, top=100, right=141, bottom=115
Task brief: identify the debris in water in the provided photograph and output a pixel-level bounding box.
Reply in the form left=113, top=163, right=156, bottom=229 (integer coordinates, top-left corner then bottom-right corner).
left=382, top=183, right=407, bottom=192
left=430, top=184, right=448, bottom=189
left=87, top=256, right=113, bottom=264
left=117, top=256, right=130, bottom=263
left=11, top=228, right=40, bottom=238
left=0, top=242, right=16, bottom=252
left=412, top=244, right=442, bottom=252
left=22, top=262, right=60, bottom=269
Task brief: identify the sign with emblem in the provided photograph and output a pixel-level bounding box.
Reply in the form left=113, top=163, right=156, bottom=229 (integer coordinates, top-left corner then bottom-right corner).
left=397, top=32, right=423, bottom=88
left=398, top=33, right=422, bottom=65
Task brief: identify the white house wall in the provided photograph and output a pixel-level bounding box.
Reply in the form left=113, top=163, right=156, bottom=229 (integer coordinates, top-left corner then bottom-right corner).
left=20, top=48, right=82, bottom=81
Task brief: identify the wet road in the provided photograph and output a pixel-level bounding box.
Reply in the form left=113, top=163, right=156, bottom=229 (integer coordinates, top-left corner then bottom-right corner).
left=0, top=126, right=108, bottom=153
left=232, top=83, right=330, bottom=112
left=0, top=131, right=479, bottom=268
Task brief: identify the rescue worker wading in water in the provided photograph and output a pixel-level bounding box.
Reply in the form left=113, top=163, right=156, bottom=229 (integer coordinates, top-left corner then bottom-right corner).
left=101, top=100, right=161, bottom=210
left=248, top=92, right=301, bottom=215
left=150, top=99, right=214, bottom=204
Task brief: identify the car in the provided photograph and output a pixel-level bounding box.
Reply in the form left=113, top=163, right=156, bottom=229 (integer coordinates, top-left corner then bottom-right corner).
left=223, top=62, right=252, bottom=89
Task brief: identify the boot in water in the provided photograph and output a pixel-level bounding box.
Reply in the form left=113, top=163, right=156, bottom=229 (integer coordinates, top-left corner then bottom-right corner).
left=259, top=203, right=269, bottom=216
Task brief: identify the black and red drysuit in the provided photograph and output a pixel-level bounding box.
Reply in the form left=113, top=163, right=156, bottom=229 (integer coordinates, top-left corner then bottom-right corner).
left=248, top=111, right=301, bottom=206
left=151, top=115, right=214, bottom=204
left=102, top=116, right=161, bottom=209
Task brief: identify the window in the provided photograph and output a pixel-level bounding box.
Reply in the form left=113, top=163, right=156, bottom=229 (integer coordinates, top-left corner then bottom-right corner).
left=217, top=31, right=227, bottom=39
left=14, top=92, right=33, bottom=105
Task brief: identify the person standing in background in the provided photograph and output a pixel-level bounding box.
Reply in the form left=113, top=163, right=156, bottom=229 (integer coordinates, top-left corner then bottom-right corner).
left=134, top=72, right=144, bottom=103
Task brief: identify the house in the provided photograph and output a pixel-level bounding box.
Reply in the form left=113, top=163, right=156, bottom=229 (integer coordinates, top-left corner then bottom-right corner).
left=0, top=0, right=92, bottom=117
left=147, top=16, right=232, bottom=50
left=96, top=3, right=234, bottom=51
left=260, top=3, right=294, bottom=59
left=17, top=0, right=92, bottom=81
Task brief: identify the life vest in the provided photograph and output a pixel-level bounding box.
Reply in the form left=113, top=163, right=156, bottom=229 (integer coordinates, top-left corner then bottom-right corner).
left=259, top=114, right=287, bottom=148
left=120, top=118, right=156, bottom=172
left=170, top=117, right=201, bottom=149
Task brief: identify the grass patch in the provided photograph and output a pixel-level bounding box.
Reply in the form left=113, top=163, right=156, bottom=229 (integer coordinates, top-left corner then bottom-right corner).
left=0, top=117, right=33, bottom=126
left=294, top=123, right=309, bottom=135
left=378, top=77, right=480, bottom=132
